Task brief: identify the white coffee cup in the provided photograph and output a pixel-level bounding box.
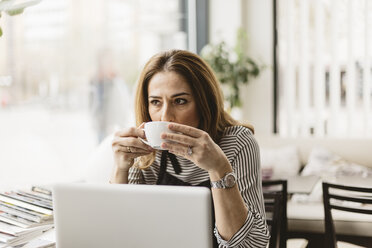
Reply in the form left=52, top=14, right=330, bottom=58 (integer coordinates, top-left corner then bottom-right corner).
left=140, top=121, right=175, bottom=150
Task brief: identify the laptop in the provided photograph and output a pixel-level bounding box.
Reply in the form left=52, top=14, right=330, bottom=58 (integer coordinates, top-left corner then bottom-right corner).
left=52, top=183, right=213, bottom=248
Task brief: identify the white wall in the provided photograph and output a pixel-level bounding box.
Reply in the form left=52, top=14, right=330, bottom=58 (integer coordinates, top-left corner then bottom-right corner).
left=209, top=0, right=241, bottom=45
left=209, top=0, right=274, bottom=136
left=242, top=0, right=274, bottom=136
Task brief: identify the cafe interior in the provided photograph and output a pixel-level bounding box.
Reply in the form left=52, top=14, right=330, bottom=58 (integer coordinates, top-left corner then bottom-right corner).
left=0, top=0, right=371, bottom=247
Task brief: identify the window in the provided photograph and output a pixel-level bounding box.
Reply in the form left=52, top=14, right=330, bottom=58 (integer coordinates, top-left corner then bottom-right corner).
left=0, top=0, right=192, bottom=185
left=275, top=0, right=372, bottom=138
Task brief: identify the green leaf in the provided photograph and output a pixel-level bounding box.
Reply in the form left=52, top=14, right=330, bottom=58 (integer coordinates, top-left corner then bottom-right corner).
left=200, top=30, right=264, bottom=109
left=6, top=8, right=24, bottom=15
left=0, top=26, right=3, bottom=37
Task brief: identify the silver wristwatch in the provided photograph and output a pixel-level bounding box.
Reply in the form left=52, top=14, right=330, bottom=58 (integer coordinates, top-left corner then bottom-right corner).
left=210, top=172, right=237, bottom=189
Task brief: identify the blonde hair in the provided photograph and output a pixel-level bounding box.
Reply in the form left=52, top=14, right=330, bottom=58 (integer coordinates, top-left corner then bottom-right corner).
left=134, top=50, right=253, bottom=169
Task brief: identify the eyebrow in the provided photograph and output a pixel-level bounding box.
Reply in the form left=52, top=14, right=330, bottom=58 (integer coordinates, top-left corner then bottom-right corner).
left=148, top=92, right=191, bottom=98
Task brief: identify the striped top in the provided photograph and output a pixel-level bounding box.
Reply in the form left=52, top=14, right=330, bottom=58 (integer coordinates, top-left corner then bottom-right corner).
left=129, top=125, right=270, bottom=248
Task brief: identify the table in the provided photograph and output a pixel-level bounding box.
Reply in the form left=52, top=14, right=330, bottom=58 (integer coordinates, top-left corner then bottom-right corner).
left=286, top=176, right=372, bottom=247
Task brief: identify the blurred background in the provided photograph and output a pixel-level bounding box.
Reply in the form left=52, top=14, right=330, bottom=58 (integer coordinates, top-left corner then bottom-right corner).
left=0, top=0, right=371, bottom=186
left=0, top=0, right=192, bottom=185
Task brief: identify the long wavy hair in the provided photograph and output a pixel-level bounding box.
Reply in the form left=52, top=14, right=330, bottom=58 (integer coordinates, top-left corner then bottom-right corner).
left=134, top=50, right=253, bottom=169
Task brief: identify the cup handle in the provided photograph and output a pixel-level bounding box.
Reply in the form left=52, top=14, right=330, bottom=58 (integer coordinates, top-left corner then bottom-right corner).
left=139, top=137, right=151, bottom=146
left=139, top=129, right=151, bottom=146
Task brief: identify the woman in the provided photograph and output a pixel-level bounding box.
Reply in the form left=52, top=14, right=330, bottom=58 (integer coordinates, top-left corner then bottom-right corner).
left=111, top=50, right=269, bottom=247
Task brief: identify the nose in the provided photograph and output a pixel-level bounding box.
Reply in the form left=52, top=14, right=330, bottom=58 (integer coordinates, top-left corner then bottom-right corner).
left=160, top=103, right=174, bottom=122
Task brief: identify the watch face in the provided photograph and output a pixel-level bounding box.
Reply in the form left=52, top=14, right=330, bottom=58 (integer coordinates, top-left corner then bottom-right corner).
left=225, top=174, right=236, bottom=188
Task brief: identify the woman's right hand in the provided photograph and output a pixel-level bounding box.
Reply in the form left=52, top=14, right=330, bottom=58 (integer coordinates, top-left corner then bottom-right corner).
left=111, top=123, right=154, bottom=172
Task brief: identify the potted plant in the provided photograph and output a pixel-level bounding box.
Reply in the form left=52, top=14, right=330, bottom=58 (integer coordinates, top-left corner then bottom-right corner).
left=0, top=0, right=42, bottom=37
left=201, top=29, right=262, bottom=116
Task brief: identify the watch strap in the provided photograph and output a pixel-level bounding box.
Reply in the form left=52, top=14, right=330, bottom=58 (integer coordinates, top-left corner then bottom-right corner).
left=210, top=172, right=236, bottom=189
left=210, top=180, right=224, bottom=189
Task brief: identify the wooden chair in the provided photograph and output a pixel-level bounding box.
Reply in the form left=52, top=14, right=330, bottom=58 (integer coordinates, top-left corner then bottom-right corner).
left=263, top=180, right=308, bottom=248
left=264, top=191, right=283, bottom=248
left=263, top=180, right=287, bottom=248
left=322, top=182, right=372, bottom=248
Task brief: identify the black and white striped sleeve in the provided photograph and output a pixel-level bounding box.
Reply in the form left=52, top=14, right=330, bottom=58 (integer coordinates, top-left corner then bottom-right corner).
left=214, top=130, right=270, bottom=248
left=128, top=167, right=144, bottom=184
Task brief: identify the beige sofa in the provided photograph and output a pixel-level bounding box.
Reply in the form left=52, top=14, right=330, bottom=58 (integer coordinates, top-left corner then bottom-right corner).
left=256, top=135, right=372, bottom=240
left=255, top=135, right=372, bottom=168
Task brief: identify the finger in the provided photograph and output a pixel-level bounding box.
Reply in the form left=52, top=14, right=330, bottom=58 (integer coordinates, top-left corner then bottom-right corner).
left=112, top=137, right=154, bottom=151
left=161, top=142, right=189, bottom=157
left=160, top=132, right=195, bottom=146
left=112, top=147, right=134, bottom=157
left=118, top=145, right=153, bottom=154
left=114, top=126, right=145, bottom=139
left=168, top=123, right=201, bottom=138
left=116, top=144, right=148, bottom=153
left=115, top=146, right=152, bottom=156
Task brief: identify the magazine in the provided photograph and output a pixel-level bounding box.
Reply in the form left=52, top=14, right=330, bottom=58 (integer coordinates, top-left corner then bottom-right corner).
left=0, top=203, right=52, bottom=223
left=0, top=211, right=52, bottom=229
left=18, top=238, right=55, bottom=248
left=0, top=192, right=52, bottom=210
left=30, top=187, right=51, bottom=197
left=0, top=186, right=54, bottom=248
left=0, top=221, right=53, bottom=238
left=15, top=191, right=52, bottom=203
left=0, top=225, right=52, bottom=247
left=0, top=195, right=52, bottom=216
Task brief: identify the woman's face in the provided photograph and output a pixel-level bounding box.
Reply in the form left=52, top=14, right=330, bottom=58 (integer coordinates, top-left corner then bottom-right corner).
left=147, top=71, right=200, bottom=128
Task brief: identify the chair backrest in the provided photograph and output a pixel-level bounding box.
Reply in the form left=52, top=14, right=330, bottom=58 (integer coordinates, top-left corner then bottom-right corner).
left=322, top=182, right=372, bottom=248
left=263, top=192, right=283, bottom=248
left=262, top=180, right=288, bottom=248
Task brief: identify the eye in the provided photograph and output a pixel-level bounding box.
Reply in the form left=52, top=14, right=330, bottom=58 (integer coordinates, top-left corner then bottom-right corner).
left=150, top=100, right=161, bottom=106
left=175, top=98, right=187, bottom=105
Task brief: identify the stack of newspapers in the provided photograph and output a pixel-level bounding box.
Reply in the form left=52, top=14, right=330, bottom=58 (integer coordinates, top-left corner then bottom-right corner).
left=0, top=186, right=54, bottom=248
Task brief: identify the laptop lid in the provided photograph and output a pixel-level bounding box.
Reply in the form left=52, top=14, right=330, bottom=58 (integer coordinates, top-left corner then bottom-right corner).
left=52, top=183, right=213, bottom=248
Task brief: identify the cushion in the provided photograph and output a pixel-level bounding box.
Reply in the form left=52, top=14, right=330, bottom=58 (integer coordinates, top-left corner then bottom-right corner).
left=260, top=145, right=301, bottom=180
left=301, top=147, right=372, bottom=178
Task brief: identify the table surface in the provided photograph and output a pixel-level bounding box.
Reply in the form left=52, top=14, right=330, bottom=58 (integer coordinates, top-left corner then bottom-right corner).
left=4, top=175, right=372, bottom=244
left=40, top=202, right=372, bottom=244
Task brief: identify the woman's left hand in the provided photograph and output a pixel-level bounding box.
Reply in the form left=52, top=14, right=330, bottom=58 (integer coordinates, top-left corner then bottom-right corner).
left=160, top=123, right=230, bottom=173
